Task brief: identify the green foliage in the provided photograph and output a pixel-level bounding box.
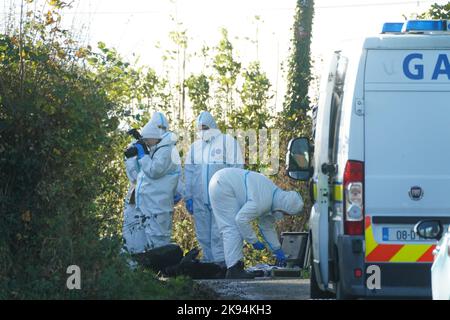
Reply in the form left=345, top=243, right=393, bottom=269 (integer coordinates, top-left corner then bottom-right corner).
left=281, top=0, right=314, bottom=139
left=185, top=73, right=210, bottom=115
left=418, top=2, right=450, bottom=19
left=232, top=61, right=273, bottom=130
left=172, top=207, right=199, bottom=255
left=0, top=0, right=316, bottom=299
left=212, top=28, right=242, bottom=126
left=0, top=3, right=198, bottom=299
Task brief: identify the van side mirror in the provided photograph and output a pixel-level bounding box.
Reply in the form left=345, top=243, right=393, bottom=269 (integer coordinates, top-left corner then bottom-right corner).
left=286, top=137, right=313, bottom=181
left=414, top=220, right=443, bottom=240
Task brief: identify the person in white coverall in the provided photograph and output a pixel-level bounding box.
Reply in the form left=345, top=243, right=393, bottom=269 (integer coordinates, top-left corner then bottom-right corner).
left=149, top=111, right=184, bottom=204
left=122, top=112, right=181, bottom=253
left=133, top=121, right=181, bottom=249
left=123, top=148, right=147, bottom=253
left=209, top=168, right=304, bottom=279
left=184, top=111, right=244, bottom=265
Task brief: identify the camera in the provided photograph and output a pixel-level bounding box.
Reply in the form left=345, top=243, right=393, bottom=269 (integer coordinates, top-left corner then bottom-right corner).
left=124, top=129, right=149, bottom=159
left=124, top=145, right=139, bottom=158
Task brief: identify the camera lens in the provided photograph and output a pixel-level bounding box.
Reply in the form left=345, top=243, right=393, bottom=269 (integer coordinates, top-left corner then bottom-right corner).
left=124, top=146, right=138, bottom=158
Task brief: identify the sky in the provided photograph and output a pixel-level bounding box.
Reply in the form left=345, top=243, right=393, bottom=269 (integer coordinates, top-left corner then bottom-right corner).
left=1, top=0, right=448, bottom=112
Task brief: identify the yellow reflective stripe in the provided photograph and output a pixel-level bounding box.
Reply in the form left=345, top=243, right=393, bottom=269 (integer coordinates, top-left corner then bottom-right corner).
left=333, top=184, right=343, bottom=202
left=312, top=182, right=342, bottom=202
left=313, top=183, right=318, bottom=201
left=365, top=225, right=378, bottom=257
left=389, top=244, right=431, bottom=263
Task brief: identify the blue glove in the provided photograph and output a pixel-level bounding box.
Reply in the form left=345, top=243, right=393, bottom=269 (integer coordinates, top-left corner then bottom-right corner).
left=274, top=249, right=286, bottom=267
left=134, top=143, right=146, bottom=160
left=174, top=193, right=182, bottom=205
left=185, top=199, right=194, bottom=215
left=252, top=241, right=266, bottom=251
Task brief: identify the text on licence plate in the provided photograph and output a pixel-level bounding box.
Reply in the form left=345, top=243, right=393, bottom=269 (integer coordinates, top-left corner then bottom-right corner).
left=382, top=227, right=425, bottom=242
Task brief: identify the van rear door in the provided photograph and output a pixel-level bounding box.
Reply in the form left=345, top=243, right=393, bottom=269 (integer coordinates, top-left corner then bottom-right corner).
left=364, top=49, right=450, bottom=264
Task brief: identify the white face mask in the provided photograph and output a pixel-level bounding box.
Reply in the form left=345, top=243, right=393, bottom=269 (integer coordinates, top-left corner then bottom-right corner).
left=197, top=129, right=215, bottom=142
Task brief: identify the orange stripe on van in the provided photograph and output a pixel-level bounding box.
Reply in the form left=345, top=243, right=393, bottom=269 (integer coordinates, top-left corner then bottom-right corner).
left=365, top=215, right=434, bottom=263
left=417, top=245, right=436, bottom=263
left=366, top=244, right=404, bottom=262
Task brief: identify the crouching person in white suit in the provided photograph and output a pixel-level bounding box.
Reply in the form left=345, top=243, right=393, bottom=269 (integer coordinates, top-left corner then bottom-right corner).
left=134, top=122, right=181, bottom=249
left=209, top=168, right=304, bottom=279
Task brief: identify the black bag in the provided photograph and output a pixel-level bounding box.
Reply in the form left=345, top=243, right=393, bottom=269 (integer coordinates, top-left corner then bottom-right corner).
left=133, top=243, right=183, bottom=273
left=165, top=248, right=226, bottom=279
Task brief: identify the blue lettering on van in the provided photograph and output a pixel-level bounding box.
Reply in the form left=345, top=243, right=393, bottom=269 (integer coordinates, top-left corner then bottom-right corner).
left=403, top=53, right=450, bottom=80
left=432, top=54, right=450, bottom=80
left=403, top=53, right=424, bottom=80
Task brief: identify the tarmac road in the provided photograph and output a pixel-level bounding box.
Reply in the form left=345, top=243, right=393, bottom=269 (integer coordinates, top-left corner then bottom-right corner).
left=195, top=278, right=311, bottom=300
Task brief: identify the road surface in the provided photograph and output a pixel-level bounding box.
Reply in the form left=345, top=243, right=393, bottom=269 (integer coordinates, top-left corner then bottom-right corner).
left=195, top=278, right=311, bottom=300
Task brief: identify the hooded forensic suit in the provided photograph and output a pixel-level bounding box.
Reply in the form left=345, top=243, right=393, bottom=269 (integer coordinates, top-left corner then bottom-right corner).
left=135, top=123, right=181, bottom=249
left=184, top=111, right=244, bottom=263
left=123, top=113, right=180, bottom=252
left=209, top=168, right=304, bottom=268
left=149, top=112, right=184, bottom=199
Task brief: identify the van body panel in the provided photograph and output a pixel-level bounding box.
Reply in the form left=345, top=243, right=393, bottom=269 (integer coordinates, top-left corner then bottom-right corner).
left=364, top=49, right=450, bottom=267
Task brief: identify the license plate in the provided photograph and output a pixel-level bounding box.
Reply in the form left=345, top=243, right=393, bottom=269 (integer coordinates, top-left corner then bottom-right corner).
left=382, top=227, right=425, bottom=242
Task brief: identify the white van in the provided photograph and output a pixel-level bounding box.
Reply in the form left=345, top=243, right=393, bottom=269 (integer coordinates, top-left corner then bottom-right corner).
left=286, top=20, right=450, bottom=299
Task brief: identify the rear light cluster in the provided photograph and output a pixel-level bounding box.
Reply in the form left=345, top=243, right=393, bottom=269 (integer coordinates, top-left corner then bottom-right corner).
left=343, top=161, right=364, bottom=235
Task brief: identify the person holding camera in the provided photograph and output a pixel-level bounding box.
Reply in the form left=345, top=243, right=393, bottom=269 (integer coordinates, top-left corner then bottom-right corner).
left=125, top=120, right=181, bottom=250
left=137, top=122, right=181, bottom=249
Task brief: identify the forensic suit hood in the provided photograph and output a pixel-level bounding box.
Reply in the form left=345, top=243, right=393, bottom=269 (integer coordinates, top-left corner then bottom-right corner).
left=272, top=190, right=303, bottom=216
left=141, top=122, right=162, bottom=140
left=150, top=111, right=170, bottom=132
left=196, top=111, right=218, bottom=130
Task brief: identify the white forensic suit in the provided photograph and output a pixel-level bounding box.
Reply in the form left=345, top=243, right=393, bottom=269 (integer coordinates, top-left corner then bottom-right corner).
left=209, top=168, right=304, bottom=268
left=122, top=147, right=147, bottom=254
left=122, top=112, right=179, bottom=253
left=135, top=125, right=181, bottom=249
left=184, top=111, right=244, bottom=263
left=149, top=111, right=184, bottom=199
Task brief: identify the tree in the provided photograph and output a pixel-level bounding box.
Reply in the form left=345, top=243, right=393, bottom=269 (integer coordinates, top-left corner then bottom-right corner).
left=169, top=26, right=188, bottom=125
left=418, top=2, right=450, bottom=19
left=185, top=73, right=210, bottom=115
left=233, top=61, right=273, bottom=130
left=212, top=28, right=241, bottom=127
left=281, top=0, right=314, bottom=138
left=0, top=0, right=201, bottom=299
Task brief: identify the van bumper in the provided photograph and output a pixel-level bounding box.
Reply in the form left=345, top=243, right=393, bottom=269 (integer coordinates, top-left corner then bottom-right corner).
left=363, top=263, right=432, bottom=298
left=337, top=235, right=432, bottom=298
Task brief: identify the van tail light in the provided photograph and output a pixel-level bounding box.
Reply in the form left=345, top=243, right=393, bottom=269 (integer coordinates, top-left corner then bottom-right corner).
left=343, top=161, right=364, bottom=235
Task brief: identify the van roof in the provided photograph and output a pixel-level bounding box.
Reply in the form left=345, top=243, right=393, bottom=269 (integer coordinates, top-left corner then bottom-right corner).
left=364, top=34, right=450, bottom=50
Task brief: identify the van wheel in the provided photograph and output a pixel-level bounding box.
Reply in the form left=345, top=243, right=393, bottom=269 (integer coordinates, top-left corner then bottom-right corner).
left=310, top=251, right=335, bottom=299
